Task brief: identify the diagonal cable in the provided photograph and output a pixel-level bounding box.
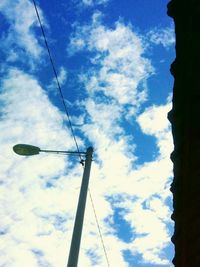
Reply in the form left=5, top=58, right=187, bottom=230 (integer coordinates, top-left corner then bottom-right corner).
left=88, top=188, right=111, bottom=267
left=32, top=0, right=82, bottom=162
left=32, top=1, right=110, bottom=266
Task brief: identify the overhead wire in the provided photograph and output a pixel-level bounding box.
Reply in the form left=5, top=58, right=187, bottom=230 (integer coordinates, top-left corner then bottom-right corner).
left=32, top=0, right=83, bottom=164
left=32, top=1, right=110, bottom=266
left=88, top=189, right=111, bottom=267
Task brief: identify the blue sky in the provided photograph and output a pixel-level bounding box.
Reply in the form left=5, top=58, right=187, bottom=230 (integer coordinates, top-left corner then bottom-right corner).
left=0, top=0, right=175, bottom=266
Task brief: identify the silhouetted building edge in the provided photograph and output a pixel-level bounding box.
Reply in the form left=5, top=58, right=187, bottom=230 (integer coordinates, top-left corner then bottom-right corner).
left=167, top=0, right=200, bottom=266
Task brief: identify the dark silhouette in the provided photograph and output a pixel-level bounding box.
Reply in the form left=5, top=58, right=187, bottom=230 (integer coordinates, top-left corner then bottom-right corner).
left=167, top=0, right=200, bottom=266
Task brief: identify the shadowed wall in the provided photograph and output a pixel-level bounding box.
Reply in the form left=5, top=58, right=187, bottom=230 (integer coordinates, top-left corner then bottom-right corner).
left=167, top=0, right=200, bottom=266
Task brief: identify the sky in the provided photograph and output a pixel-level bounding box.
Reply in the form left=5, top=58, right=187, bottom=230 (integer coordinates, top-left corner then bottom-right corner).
left=0, top=0, right=175, bottom=266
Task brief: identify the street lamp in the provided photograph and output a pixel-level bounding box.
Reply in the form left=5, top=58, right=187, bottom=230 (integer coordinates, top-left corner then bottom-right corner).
left=13, top=143, right=93, bottom=267
left=13, top=144, right=86, bottom=158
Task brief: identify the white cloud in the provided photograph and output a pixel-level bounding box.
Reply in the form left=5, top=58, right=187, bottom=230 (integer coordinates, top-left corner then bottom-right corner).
left=137, top=104, right=171, bottom=135
left=82, top=99, right=173, bottom=264
left=0, top=68, right=133, bottom=267
left=82, top=0, right=109, bottom=7
left=127, top=201, right=170, bottom=262
left=0, top=0, right=45, bottom=64
left=0, top=68, right=85, bottom=267
left=72, top=0, right=109, bottom=11
left=0, top=70, right=173, bottom=266
left=137, top=101, right=173, bottom=158
left=147, top=27, right=175, bottom=49
left=68, top=13, right=154, bottom=107
left=0, top=6, right=174, bottom=267
left=47, top=66, right=68, bottom=93
left=67, top=14, right=173, bottom=265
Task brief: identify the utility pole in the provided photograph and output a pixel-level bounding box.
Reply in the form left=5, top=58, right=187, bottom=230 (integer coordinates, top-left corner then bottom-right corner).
left=13, top=144, right=93, bottom=267
left=67, top=147, right=93, bottom=267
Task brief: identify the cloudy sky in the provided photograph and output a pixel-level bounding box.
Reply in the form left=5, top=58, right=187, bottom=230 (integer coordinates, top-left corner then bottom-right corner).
left=0, top=0, right=175, bottom=266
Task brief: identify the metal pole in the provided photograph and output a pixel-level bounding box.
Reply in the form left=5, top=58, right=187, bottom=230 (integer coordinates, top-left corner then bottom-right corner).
left=67, top=147, right=93, bottom=267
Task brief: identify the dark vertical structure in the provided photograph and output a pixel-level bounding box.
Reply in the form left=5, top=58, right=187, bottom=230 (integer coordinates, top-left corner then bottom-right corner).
left=167, top=0, right=200, bottom=266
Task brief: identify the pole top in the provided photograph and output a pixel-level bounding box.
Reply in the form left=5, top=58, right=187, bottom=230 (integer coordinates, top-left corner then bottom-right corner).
left=87, top=147, right=93, bottom=153
left=86, top=147, right=93, bottom=158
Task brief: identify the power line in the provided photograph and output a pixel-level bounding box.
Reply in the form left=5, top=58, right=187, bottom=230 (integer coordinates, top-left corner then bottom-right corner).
left=32, top=0, right=83, bottom=163
left=88, top=188, right=111, bottom=267
left=32, top=1, right=110, bottom=266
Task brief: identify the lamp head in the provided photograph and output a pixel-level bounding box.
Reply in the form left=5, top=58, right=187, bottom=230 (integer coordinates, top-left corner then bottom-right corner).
left=13, top=144, right=41, bottom=156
